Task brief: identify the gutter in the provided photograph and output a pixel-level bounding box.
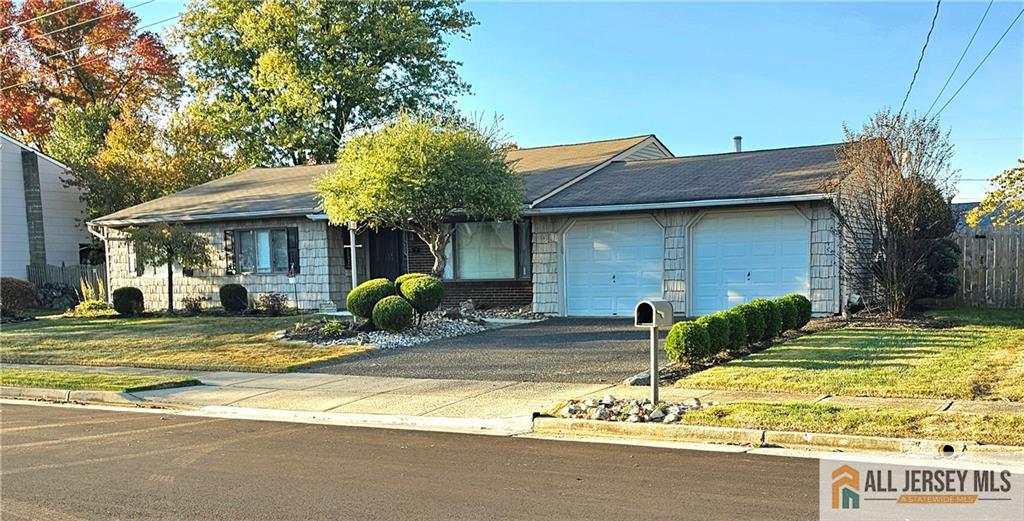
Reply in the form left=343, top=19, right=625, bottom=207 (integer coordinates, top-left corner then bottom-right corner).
left=90, top=208, right=321, bottom=227
left=523, top=193, right=832, bottom=216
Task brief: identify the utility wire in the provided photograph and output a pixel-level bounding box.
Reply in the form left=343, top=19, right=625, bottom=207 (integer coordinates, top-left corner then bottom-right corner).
left=20, top=0, right=155, bottom=43
left=931, top=5, right=1024, bottom=119
left=0, top=0, right=96, bottom=33
left=1, top=54, right=108, bottom=93
left=900, top=0, right=942, bottom=114
left=0, top=13, right=181, bottom=77
left=925, top=0, right=994, bottom=117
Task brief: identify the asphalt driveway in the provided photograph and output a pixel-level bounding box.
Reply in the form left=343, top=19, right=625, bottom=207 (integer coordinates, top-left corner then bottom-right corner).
left=308, top=318, right=662, bottom=383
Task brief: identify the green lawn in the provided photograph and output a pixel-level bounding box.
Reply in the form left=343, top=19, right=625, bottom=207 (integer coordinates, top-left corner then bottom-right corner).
left=681, top=401, right=1024, bottom=446
left=0, top=315, right=369, bottom=372
left=1, top=368, right=200, bottom=392
left=677, top=308, right=1024, bottom=400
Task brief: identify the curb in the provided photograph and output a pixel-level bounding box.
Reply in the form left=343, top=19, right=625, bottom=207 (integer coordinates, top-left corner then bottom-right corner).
left=1, top=386, right=159, bottom=408
left=531, top=417, right=1024, bottom=454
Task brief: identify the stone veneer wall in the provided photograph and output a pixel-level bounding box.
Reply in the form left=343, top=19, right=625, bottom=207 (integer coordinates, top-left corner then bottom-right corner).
left=530, top=201, right=841, bottom=317
left=105, top=217, right=351, bottom=311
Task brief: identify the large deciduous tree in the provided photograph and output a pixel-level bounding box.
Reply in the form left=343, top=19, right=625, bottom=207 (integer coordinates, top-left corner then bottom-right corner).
left=830, top=110, right=959, bottom=318
left=317, top=113, right=523, bottom=277
left=175, top=0, right=475, bottom=166
left=0, top=0, right=178, bottom=146
left=967, top=160, right=1024, bottom=227
left=129, top=223, right=211, bottom=313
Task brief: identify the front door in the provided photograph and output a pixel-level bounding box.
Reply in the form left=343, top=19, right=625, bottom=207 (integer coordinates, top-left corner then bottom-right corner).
left=369, top=229, right=404, bottom=281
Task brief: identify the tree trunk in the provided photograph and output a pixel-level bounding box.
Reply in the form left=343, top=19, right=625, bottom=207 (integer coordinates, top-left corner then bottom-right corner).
left=420, top=231, right=450, bottom=278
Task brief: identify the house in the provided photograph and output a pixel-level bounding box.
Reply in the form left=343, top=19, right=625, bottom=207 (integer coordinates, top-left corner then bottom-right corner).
left=89, top=134, right=845, bottom=317
left=1, top=132, right=92, bottom=279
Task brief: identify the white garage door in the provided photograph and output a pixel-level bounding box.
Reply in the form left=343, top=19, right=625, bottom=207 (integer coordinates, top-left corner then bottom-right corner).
left=564, top=217, right=664, bottom=316
left=692, top=209, right=810, bottom=315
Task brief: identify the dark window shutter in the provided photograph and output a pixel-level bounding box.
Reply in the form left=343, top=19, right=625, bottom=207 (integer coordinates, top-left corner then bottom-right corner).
left=515, top=219, right=531, bottom=279
left=224, top=230, right=235, bottom=275
left=287, top=227, right=300, bottom=273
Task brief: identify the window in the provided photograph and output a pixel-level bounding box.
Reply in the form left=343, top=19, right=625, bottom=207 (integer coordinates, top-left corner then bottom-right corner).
left=230, top=228, right=295, bottom=274
left=443, top=220, right=530, bottom=280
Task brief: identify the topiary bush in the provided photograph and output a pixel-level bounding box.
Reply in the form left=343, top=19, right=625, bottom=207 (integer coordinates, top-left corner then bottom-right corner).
left=665, top=321, right=711, bottom=364
left=112, top=287, right=144, bottom=316
left=695, top=312, right=730, bottom=355
left=219, top=284, right=248, bottom=312
left=782, top=293, right=812, bottom=329
left=399, top=275, right=444, bottom=323
left=0, top=277, right=36, bottom=316
left=395, top=272, right=428, bottom=289
left=346, top=278, right=397, bottom=319
left=371, top=295, right=414, bottom=333
left=774, top=296, right=798, bottom=332
left=735, top=304, right=764, bottom=344
left=749, top=298, right=781, bottom=340
left=724, top=309, right=747, bottom=351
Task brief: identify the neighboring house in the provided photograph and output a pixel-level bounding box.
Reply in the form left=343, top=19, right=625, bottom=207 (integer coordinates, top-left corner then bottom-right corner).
left=90, top=134, right=845, bottom=317
left=1, top=132, right=91, bottom=279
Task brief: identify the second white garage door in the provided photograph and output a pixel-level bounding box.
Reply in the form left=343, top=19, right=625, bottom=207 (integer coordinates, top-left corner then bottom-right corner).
left=691, top=208, right=810, bottom=315
left=563, top=217, right=664, bottom=316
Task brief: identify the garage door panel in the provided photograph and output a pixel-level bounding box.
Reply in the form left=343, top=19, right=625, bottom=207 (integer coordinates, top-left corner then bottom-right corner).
left=564, top=217, right=664, bottom=316
left=692, top=209, right=810, bottom=316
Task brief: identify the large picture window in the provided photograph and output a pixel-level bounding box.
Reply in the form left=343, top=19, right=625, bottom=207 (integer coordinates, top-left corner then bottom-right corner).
left=442, top=220, right=530, bottom=281
left=228, top=228, right=297, bottom=274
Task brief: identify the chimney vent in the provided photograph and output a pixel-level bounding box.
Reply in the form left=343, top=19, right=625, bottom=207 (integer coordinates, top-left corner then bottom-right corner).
left=733, top=136, right=743, bottom=153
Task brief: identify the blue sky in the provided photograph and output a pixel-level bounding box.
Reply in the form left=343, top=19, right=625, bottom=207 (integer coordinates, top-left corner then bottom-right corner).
left=135, top=1, right=1023, bottom=201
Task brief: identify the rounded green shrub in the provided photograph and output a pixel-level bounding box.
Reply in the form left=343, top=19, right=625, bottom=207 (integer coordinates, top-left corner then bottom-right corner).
left=735, top=304, right=764, bottom=344
left=695, top=312, right=729, bottom=355
left=112, top=287, right=144, bottom=316
left=933, top=273, right=960, bottom=300
left=347, top=278, right=397, bottom=319
left=783, top=294, right=812, bottom=329
left=219, top=284, right=248, bottom=312
left=665, top=321, right=711, bottom=364
left=774, top=296, right=798, bottom=332
left=0, top=277, right=36, bottom=315
left=749, top=298, right=781, bottom=340
left=395, top=272, right=428, bottom=288
left=724, top=309, right=747, bottom=350
left=399, top=275, right=444, bottom=317
left=371, top=295, right=414, bottom=333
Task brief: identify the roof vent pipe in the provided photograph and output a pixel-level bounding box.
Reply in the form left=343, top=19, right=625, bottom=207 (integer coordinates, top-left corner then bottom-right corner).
left=733, top=136, right=743, bottom=152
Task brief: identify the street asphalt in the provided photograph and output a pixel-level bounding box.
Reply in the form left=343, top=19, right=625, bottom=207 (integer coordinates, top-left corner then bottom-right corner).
left=2, top=403, right=819, bottom=520
left=309, top=318, right=667, bottom=383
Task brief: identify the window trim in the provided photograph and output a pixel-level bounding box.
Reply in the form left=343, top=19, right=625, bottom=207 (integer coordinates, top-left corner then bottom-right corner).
left=233, top=227, right=292, bottom=274
left=443, top=219, right=531, bottom=282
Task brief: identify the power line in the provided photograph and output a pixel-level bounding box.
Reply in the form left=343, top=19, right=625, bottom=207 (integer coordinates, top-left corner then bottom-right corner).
left=0, top=13, right=182, bottom=77
left=931, top=5, right=1024, bottom=119
left=900, top=0, right=942, bottom=114
left=21, top=0, right=155, bottom=43
left=924, top=0, right=994, bottom=118
left=0, top=54, right=108, bottom=93
left=0, top=0, right=96, bottom=33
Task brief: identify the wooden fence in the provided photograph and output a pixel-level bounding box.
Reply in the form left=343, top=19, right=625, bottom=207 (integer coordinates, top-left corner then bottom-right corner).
left=26, top=263, right=107, bottom=292
left=948, top=226, right=1023, bottom=308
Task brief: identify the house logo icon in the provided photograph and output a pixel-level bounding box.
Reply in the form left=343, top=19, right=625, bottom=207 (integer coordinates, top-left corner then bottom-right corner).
left=832, top=465, right=861, bottom=510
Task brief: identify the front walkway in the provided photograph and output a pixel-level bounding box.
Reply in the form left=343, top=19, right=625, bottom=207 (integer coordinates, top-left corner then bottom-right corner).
left=6, top=363, right=1021, bottom=419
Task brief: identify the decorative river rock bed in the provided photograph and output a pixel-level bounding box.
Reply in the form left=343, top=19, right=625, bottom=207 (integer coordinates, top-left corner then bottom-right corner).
left=554, top=395, right=711, bottom=424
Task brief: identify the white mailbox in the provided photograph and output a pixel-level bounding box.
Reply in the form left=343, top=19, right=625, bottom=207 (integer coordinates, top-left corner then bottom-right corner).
left=634, top=299, right=674, bottom=328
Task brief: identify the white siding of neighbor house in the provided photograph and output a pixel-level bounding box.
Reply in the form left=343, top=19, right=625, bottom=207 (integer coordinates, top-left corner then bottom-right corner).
left=104, top=217, right=354, bottom=311
left=621, top=140, right=671, bottom=161
left=531, top=200, right=841, bottom=317
left=1, top=136, right=89, bottom=279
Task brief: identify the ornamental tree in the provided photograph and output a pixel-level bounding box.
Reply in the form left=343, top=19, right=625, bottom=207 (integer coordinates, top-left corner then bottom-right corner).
left=967, top=160, right=1024, bottom=227
left=129, top=223, right=212, bottom=313
left=175, top=0, right=475, bottom=166
left=318, top=113, right=523, bottom=277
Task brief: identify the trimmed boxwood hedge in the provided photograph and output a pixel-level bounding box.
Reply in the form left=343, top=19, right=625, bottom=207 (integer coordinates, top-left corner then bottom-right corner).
left=774, top=296, right=798, bottom=331
left=399, top=275, right=444, bottom=318
left=112, top=287, right=144, bottom=316
left=749, top=298, right=781, bottom=340
left=347, top=278, right=397, bottom=319
left=395, top=272, right=428, bottom=289
left=780, top=293, right=812, bottom=329
left=695, top=312, right=730, bottom=355
left=665, top=321, right=711, bottom=364
left=219, top=284, right=248, bottom=312
left=723, top=309, right=747, bottom=350
left=371, top=295, right=414, bottom=332
left=735, top=304, right=765, bottom=344
left=0, top=277, right=36, bottom=315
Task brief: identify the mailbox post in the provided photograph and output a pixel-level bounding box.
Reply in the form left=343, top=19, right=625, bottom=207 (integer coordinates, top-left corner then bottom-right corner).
left=634, top=299, right=673, bottom=404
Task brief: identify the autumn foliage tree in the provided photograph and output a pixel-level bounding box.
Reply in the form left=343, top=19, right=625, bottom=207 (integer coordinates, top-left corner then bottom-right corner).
left=0, top=0, right=178, bottom=146
left=967, top=160, right=1024, bottom=227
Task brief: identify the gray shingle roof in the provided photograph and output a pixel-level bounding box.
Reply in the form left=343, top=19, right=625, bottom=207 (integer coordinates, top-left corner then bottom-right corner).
left=508, top=135, right=652, bottom=200
left=535, top=143, right=842, bottom=209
